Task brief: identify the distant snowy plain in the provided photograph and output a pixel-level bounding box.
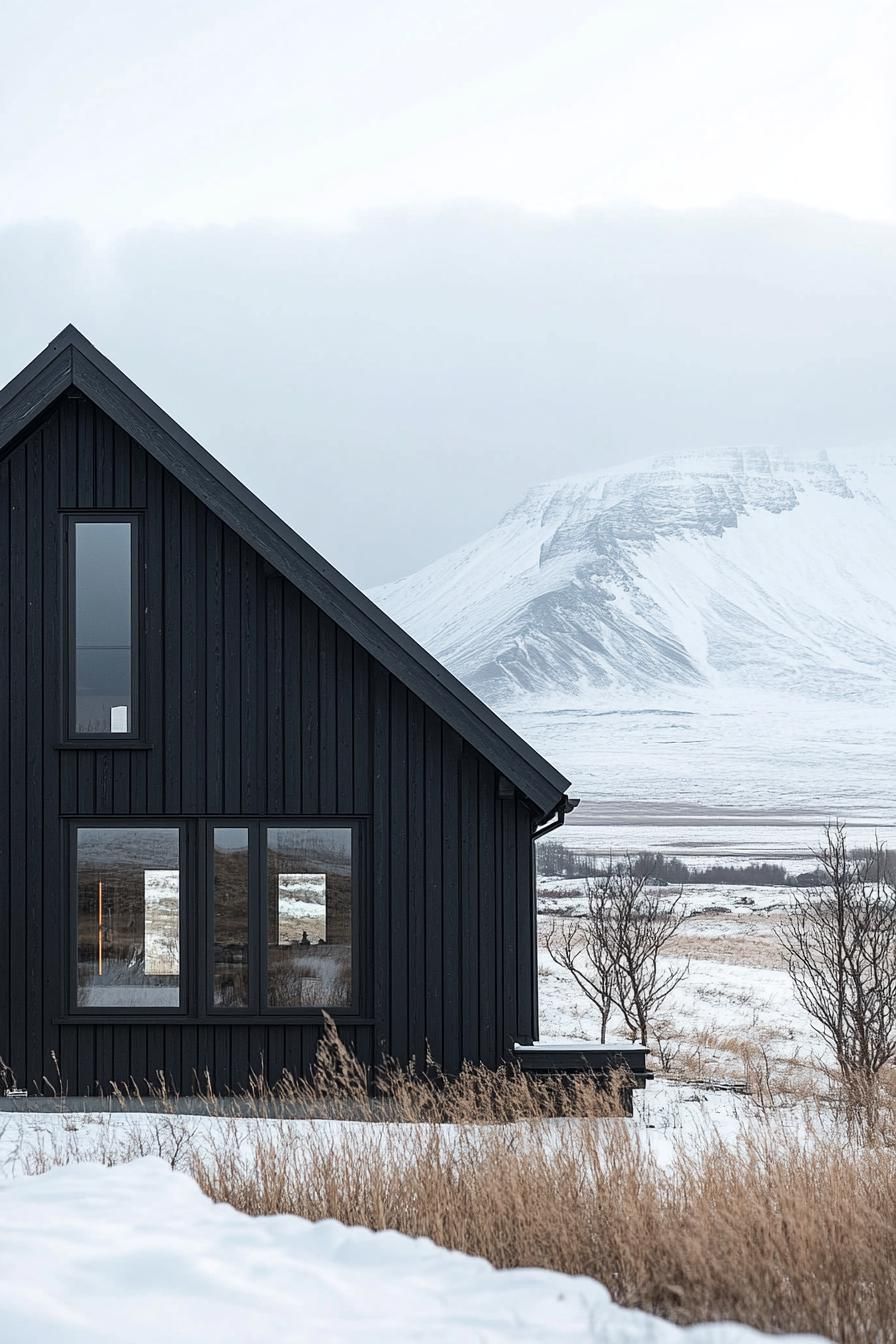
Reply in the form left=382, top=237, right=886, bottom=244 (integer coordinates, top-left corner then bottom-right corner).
left=513, top=690, right=896, bottom=819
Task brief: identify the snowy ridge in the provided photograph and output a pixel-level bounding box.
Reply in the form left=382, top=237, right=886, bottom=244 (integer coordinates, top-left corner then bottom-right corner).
left=372, top=447, right=896, bottom=705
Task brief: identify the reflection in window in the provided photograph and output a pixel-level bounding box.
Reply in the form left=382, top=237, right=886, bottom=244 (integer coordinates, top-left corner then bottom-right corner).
left=74, top=521, right=133, bottom=734
left=76, top=828, right=180, bottom=1007
left=266, top=828, right=352, bottom=1008
left=213, top=828, right=250, bottom=1007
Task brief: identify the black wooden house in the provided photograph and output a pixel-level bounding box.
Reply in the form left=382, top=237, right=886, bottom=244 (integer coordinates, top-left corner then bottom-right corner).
left=0, top=328, right=648, bottom=1098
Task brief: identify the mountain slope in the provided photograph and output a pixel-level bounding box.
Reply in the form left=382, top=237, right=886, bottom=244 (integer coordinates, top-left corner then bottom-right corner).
left=372, top=448, right=896, bottom=706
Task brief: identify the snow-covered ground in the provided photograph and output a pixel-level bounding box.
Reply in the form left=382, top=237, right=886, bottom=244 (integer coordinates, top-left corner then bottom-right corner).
left=559, top=814, right=892, bottom=874
left=533, top=808, right=874, bottom=1085
left=538, top=881, right=799, bottom=917
left=537, top=881, right=824, bottom=1089
left=0, top=1073, right=818, bottom=1186
left=539, top=958, right=814, bottom=1086
left=538, top=943, right=808, bottom=1054
left=511, top=691, right=896, bottom=815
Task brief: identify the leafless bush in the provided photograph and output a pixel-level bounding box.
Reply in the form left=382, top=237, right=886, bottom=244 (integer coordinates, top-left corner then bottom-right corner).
left=650, top=1019, right=685, bottom=1075
left=779, top=823, right=896, bottom=1086
left=544, top=883, right=618, bottom=1042
left=546, top=857, right=689, bottom=1046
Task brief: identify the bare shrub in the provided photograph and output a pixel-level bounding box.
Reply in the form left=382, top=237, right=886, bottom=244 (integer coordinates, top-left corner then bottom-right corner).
left=546, top=858, right=689, bottom=1046
left=826, top=1065, right=896, bottom=1146
left=779, top=823, right=896, bottom=1086
left=650, top=1018, right=683, bottom=1074
left=544, top=885, right=618, bottom=1042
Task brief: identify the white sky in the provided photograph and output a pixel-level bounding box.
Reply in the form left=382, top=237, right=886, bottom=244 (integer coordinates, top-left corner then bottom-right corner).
left=2, top=1, right=896, bottom=583
left=2, top=0, right=895, bottom=237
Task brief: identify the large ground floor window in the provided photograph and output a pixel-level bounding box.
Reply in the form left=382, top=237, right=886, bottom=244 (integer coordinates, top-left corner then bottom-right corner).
left=73, top=819, right=357, bottom=1017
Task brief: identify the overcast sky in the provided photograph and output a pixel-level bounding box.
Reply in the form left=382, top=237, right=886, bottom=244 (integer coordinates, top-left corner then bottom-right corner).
left=2, top=1, right=895, bottom=585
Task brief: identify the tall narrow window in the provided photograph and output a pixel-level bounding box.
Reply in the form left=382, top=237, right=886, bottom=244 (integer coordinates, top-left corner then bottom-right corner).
left=76, top=827, right=181, bottom=1008
left=72, top=520, right=135, bottom=734
left=266, top=827, right=353, bottom=1009
left=212, top=828, right=250, bottom=1008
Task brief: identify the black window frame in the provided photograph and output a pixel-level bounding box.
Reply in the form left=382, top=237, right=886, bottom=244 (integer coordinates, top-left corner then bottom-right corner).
left=205, top=818, right=362, bottom=1020
left=68, top=818, right=190, bottom=1020
left=64, top=816, right=365, bottom=1024
left=62, top=511, right=143, bottom=744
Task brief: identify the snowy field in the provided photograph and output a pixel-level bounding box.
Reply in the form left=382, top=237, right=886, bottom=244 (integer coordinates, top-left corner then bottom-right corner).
left=561, top=817, right=891, bottom=876
left=534, top=790, right=891, bottom=1086
left=538, top=881, right=800, bottom=917
left=537, top=881, right=822, bottom=1087
left=508, top=690, right=896, bottom=816
left=539, top=940, right=811, bottom=1072
left=538, top=943, right=811, bottom=1070
left=0, top=1076, right=816, bottom=1184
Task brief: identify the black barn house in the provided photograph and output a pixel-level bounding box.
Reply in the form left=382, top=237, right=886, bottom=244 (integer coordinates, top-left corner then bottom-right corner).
left=0, top=328, right=647, bottom=1098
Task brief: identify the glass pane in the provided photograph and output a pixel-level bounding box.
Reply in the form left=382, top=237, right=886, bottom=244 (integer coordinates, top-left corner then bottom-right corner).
left=74, top=521, right=132, bottom=733
left=213, top=828, right=250, bottom=1008
left=76, top=828, right=180, bottom=1008
left=266, top=828, right=352, bottom=1008
left=75, top=648, right=132, bottom=734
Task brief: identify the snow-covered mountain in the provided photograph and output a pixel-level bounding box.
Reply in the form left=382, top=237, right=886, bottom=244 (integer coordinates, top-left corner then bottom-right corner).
left=372, top=448, right=896, bottom=707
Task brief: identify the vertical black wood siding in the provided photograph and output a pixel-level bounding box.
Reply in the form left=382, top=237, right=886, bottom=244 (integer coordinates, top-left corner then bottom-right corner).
left=0, top=395, right=538, bottom=1094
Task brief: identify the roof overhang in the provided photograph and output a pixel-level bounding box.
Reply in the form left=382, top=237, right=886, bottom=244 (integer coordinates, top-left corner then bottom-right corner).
left=0, top=327, right=572, bottom=817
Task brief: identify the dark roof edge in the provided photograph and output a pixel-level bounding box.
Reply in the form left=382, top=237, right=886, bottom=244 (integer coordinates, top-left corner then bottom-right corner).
left=0, top=327, right=571, bottom=814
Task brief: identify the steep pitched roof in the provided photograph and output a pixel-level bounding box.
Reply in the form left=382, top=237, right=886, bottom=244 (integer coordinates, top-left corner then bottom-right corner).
left=0, top=326, right=571, bottom=816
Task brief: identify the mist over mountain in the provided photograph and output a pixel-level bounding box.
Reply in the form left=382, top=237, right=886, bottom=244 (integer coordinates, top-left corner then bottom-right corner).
left=373, top=447, right=896, bottom=708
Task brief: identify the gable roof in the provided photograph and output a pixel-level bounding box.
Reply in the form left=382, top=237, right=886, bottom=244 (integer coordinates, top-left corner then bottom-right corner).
left=0, top=326, right=571, bottom=817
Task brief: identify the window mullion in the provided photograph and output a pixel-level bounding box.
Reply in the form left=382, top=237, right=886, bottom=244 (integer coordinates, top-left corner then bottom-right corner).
left=252, top=821, right=264, bottom=1015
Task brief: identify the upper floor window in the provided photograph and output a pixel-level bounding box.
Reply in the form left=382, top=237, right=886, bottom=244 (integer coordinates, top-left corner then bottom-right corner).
left=68, top=518, right=138, bottom=736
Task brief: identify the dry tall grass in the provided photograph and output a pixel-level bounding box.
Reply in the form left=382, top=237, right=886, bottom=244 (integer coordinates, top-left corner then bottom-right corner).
left=13, top=1032, right=896, bottom=1343
left=189, top=1112, right=896, bottom=1343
